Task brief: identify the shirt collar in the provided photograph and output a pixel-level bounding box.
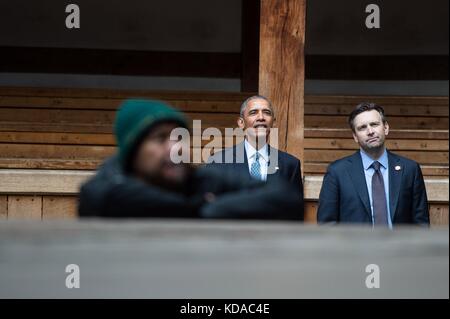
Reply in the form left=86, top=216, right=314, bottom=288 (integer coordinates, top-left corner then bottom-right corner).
left=244, top=139, right=269, bottom=162
left=360, top=148, right=388, bottom=170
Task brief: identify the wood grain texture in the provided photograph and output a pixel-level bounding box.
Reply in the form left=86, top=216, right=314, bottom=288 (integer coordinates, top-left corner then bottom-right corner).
left=305, top=149, right=449, bottom=165
left=7, top=196, right=42, bottom=220
left=304, top=201, right=318, bottom=224
left=304, top=128, right=449, bottom=140
left=0, top=158, right=102, bottom=170
left=303, top=175, right=449, bottom=203
left=0, top=196, right=7, bottom=219
left=0, top=170, right=92, bottom=195
left=259, top=0, right=306, bottom=164
left=42, top=196, right=78, bottom=219
left=429, top=205, right=449, bottom=226
left=304, top=163, right=449, bottom=177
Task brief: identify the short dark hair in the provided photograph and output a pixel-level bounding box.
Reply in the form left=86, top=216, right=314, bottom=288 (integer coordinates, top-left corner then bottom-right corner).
left=240, top=95, right=274, bottom=117
left=348, top=102, right=387, bottom=132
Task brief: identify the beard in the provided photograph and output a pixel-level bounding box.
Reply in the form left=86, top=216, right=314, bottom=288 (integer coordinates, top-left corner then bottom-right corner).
left=140, top=163, right=192, bottom=193
left=361, top=136, right=385, bottom=153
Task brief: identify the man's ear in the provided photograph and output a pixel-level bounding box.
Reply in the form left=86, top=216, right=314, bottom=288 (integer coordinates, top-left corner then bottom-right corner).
left=352, top=132, right=359, bottom=144
left=237, top=117, right=245, bottom=129
left=384, top=121, right=390, bottom=136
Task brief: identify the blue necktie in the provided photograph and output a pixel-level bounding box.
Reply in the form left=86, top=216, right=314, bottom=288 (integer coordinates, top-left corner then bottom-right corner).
left=371, top=161, right=388, bottom=226
left=250, top=152, right=261, bottom=180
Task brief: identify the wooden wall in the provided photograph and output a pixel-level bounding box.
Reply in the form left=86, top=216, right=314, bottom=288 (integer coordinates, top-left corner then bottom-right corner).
left=304, top=96, right=449, bottom=177
left=0, top=87, right=448, bottom=225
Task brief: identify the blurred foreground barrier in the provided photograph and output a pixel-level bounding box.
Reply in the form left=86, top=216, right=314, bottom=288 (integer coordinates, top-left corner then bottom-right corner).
left=0, top=220, right=448, bottom=298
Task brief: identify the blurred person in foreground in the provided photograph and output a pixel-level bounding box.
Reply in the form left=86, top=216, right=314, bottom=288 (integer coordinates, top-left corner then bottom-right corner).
left=79, top=99, right=302, bottom=220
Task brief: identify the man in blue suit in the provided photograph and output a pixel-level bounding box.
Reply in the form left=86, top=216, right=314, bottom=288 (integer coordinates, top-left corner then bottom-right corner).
left=208, top=95, right=304, bottom=219
left=317, top=102, right=429, bottom=227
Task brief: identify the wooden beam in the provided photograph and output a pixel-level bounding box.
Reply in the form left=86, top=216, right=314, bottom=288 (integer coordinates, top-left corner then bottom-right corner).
left=259, top=0, right=306, bottom=166
left=0, top=170, right=93, bottom=195
left=0, top=169, right=447, bottom=202
left=0, top=47, right=241, bottom=78
left=303, top=175, right=449, bottom=203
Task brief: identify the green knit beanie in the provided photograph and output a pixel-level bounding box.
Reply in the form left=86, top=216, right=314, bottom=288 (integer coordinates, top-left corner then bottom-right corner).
left=114, top=99, right=189, bottom=169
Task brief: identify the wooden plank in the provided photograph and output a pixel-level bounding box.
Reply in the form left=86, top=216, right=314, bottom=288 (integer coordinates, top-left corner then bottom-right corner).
left=304, top=138, right=449, bottom=151
left=1, top=93, right=447, bottom=115
left=0, top=196, right=7, bottom=219
left=0, top=171, right=435, bottom=202
left=305, top=128, right=449, bottom=140
left=0, top=170, right=93, bottom=195
left=305, top=103, right=449, bottom=117
left=304, top=201, right=317, bottom=224
left=42, top=196, right=78, bottom=219
left=429, top=205, right=449, bottom=226
left=0, top=123, right=113, bottom=134
left=303, top=175, right=449, bottom=203
left=0, top=158, right=102, bottom=170
left=305, top=149, right=449, bottom=165
left=0, top=86, right=445, bottom=105
left=306, top=115, right=449, bottom=130
left=259, top=0, right=306, bottom=164
left=0, top=96, right=243, bottom=114
left=0, top=108, right=116, bottom=132
left=425, top=179, right=450, bottom=203
left=305, top=95, right=450, bottom=107
left=1, top=130, right=446, bottom=147
left=0, top=144, right=116, bottom=159
left=304, top=163, right=449, bottom=177
left=0, top=87, right=446, bottom=106
left=0, top=132, right=116, bottom=145
left=304, top=203, right=448, bottom=226
left=0, top=87, right=251, bottom=102
left=7, top=195, right=42, bottom=219
left=0, top=109, right=238, bottom=133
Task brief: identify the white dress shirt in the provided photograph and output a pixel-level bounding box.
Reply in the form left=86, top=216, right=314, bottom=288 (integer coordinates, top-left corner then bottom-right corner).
left=244, top=140, right=269, bottom=181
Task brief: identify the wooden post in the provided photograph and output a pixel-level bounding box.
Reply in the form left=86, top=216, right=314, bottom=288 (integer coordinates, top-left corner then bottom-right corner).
left=259, top=0, right=306, bottom=171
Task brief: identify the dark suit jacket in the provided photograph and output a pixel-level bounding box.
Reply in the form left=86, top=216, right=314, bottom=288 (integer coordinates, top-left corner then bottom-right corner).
left=208, top=142, right=304, bottom=219
left=78, top=155, right=303, bottom=220
left=317, top=150, right=429, bottom=225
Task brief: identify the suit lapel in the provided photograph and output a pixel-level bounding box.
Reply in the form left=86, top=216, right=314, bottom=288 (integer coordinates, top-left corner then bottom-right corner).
left=347, top=151, right=372, bottom=219
left=266, top=146, right=280, bottom=182
left=388, top=151, right=403, bottom=222
left=233, top=142, right=251, bottom=178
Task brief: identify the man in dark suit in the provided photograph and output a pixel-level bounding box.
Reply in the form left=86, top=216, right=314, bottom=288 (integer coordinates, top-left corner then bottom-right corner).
left=317, top=102, right=429, bottom=227
left=79, top=99, right=302, bottom=220
left=208, top=95, right=304, bottom=219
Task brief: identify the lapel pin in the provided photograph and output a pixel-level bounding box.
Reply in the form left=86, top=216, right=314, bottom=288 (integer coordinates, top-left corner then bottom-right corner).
left=395, top=165, right=401, bottom=171
left=275, top=167, right=280, bottom=170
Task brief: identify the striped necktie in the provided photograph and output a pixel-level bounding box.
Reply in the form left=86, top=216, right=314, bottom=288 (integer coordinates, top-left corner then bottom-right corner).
left=250, top=152, right=261, bottom=180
